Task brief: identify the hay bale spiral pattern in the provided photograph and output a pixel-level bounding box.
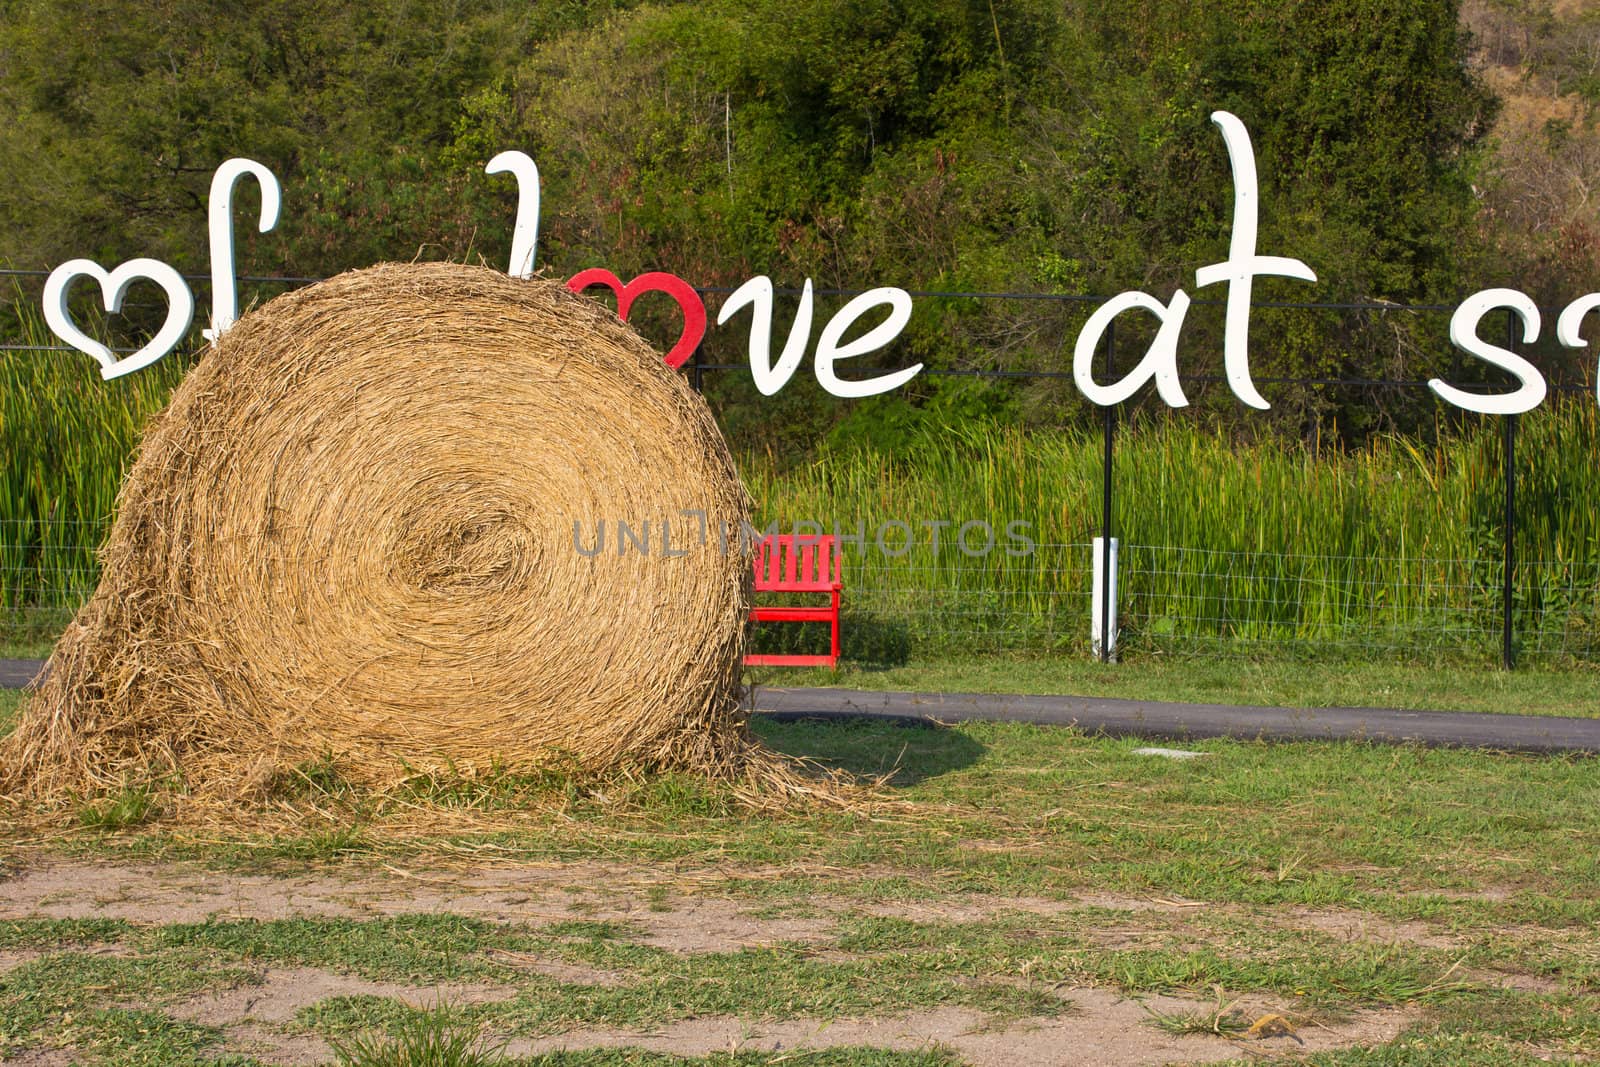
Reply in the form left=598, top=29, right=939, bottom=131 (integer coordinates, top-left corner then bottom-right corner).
left=3, top=263, right=755, bottom=801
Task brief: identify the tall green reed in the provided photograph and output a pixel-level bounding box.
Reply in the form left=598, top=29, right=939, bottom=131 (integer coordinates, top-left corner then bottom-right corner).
left=2, top=296, right=1595, bottom=667
left=0, top=299, right=186, bottom=637
left=744, top=407, right=1600, bottom=663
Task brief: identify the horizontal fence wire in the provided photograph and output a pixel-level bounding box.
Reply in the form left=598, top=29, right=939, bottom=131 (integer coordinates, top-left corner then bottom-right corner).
left=4, top=273, right=1597, bottom=394
left=2, top=265, right=1591, bottom=313
left=6, top=522, right=1587, bottom=664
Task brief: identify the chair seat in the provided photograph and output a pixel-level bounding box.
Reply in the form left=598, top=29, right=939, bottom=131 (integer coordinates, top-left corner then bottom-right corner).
left=751, top=605, right=837, bottom=623
left=743, top=653, right=838, bottom=667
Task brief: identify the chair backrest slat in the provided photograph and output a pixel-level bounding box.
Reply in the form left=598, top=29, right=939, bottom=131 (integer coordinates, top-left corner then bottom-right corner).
left=752, top=534, right=840, bottom=592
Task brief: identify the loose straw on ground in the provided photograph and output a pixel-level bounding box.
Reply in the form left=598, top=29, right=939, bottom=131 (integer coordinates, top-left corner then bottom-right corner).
left=1, top=263, right=856, bottom=823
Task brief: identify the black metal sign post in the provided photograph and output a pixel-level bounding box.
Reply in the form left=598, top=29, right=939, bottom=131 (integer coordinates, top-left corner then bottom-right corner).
left=1502, top=309, right=1517, bottom=671
left=1100, top=321, right=1116, bottom=663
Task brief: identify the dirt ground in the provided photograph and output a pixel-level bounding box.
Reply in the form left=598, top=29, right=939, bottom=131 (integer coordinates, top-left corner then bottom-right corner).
left=0, top=857, right=1430, bottom=1066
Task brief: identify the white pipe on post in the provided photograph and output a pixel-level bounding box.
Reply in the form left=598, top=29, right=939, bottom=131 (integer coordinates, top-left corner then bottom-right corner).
left=1092, top=536, right=1119, bottom=661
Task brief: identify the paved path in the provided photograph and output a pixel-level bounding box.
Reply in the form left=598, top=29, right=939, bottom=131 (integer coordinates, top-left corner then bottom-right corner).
left=5, top=659, right=1596, bottom=752
left=0, top=659, right=43, bottom=688
left=753, top=687, right=1600, bottom=753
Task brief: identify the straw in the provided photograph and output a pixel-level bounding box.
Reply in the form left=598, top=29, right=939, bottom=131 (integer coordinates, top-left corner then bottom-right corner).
left=1, top=263, right=836, bottom=818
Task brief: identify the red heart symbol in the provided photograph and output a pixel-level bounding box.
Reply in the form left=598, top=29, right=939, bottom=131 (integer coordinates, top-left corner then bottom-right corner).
left=566, top=268, right=707, bottom=370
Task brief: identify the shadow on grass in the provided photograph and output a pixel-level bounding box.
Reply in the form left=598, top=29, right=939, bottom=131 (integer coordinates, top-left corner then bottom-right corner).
left=751, top=715, right=985, bottom=787
left=0, top=609, right=71, bottom=661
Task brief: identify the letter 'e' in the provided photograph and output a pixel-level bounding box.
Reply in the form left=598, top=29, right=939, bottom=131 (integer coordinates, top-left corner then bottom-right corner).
left=813, top=288, right=920, bottom=399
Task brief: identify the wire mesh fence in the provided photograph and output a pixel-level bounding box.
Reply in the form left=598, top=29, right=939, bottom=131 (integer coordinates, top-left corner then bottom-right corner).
left=8, top=521, right=1595, bottom=666
left=1123, top=544, right=1526, bottom=661
left=753, top=539, right=1600, bottom=664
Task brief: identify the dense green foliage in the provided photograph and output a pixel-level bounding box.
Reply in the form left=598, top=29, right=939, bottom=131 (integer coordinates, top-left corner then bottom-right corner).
left=0, top=0, right=1533, bottom=446
left=1, top=1, right=1595, bottom=663
left=0, top=306, right=186, bottom=644
left=0, top=0, right=607, bottom=275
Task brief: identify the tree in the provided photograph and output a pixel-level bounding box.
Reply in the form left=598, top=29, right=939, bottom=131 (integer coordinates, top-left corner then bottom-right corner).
left=0, top=0, right=1508, bottom=447
left=0, top=0, right=608, bottom=275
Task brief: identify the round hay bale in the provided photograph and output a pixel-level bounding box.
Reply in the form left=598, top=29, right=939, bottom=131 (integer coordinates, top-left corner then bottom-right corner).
left=2, top=262, right=774, bottom=809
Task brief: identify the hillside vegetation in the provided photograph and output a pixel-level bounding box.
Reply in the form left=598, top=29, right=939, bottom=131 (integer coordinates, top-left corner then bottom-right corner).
left=2, top=1, right=1598, bottom=663
left=2, top=1, right=1594, bottom=448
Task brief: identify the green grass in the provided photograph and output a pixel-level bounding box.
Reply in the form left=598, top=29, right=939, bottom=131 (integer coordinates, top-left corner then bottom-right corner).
left=329, top=1003, right=510, bottom=1067
left=153, top=914, right=541, bottom=983
left=749, top=653, right=1600, bottom=717
left=33, top=722, right=1600, bottom=923
left=0, top=633, right=62, bottom=660
left=0, top=687, right=19, bottom=738
left=76, top=783, right=157, bottom=831
left=2, top=907, right=1591, bottom=1063
left=2, top=721, right=1598, bottom=1063
left=0, top=946, right=256, bottom=1060
left=0, top=304, right=188, bottom=633
left=749, top=722, right=1600, bottom=914
left=2, top=903, right=1589, bottom=1060
left=1211, top=989, right=1600, bottom=1064
left=1143, top=989, right=1252, bottom=1037
left=0, top=918, right=133, bottom=948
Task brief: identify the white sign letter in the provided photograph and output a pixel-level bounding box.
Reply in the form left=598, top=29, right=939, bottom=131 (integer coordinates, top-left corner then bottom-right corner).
left=486, top=151, right=541, bottom=279
left=1194, top=111, right=1317, bottom=410
left=1430, top=288, right=1545, bottom=415
left=204, top=158, right=281, bottom=344
left=1073, top=290, right=1192, bottom=407
left=1556, top=293, right=1600, bottom=408
left=813, top=287, right=920, bottom=398
left=716, top=276, right=814, bottom=396
left=44, top=258, right=195, bottom=379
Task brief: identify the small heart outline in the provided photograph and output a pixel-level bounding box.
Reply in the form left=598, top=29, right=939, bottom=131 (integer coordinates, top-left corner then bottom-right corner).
left=566, top=268, right=706, bottom=370
left=43, top=258, right=195, bottom=380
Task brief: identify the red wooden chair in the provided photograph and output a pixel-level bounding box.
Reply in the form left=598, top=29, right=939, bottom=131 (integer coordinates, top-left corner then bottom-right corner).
left=744, top=534, right=842, bottom=668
